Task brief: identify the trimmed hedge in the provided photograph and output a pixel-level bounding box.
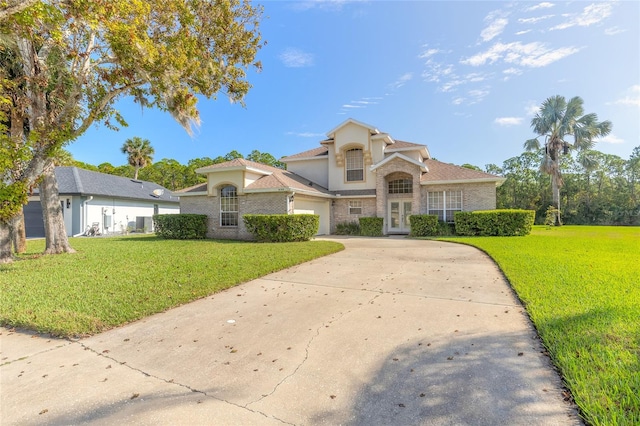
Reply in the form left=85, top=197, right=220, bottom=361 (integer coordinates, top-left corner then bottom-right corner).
left=153, top=214, right=208, bottom=239
left=409, top=214, right=439, bottom=237
left=335, top=221, right=361, bottom=235
left=244, top=214, right=319, bottom=242
left=454, top=209, right=535, bottom=236
left=359, top=217, right=384, bottom=237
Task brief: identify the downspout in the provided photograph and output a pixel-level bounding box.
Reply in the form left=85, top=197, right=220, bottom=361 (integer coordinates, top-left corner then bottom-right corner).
left=73, top=196, right=93, bottom=236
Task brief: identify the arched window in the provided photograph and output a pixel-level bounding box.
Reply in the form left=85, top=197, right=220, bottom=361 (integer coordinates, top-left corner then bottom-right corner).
left=345, top=148, right=364, bottom=182
left=388, top=179, right=413, bottom=194
left=220, top=185, right=238, bottom=226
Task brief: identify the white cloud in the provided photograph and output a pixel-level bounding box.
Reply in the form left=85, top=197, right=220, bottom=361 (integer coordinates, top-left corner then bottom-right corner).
left=518, top=14, right=554, bottom=24
left=468, top=88, right=490, bottom=104
left=503, top=67, right=522, bottom=76
left=526, top=2, right=554, bottom=12
left=481, top=17, right=509, bottom=42
left=551, top=3, right=612, bottom=31
left=461, top=41, right=581, bottom=68
left=342, top=104, right=364, bottom=109
left=279, top=48, right=315, bottom=68
left=419, top=48, right=442, bottom=59
left=422, top=61, right=455, bottom=83
left=452, top=97, right=464, bottom=105
left=598, top=134, right=624, bottom=144
left=389, top=72, right=413, bottom=89
left=525, top=102, right=540, bottom=116
left=515, top=30, right=531, bottom=35
left=604, top=26, right=627, bottom=36
left=609, top=85, right=640, bottom=107
left=494, top=117, right=523, bottom=126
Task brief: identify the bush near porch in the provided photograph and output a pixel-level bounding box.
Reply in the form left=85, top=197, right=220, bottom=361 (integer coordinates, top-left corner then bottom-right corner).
left=244, top=214, right=319, bottom=242
left=154, top=214, right=208, bottom=239
left=454, top=209, right=535, bottom=236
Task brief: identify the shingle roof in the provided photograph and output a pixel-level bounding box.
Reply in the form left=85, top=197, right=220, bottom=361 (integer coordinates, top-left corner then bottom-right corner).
left=281, top=146, right=329, bottom=161
left=52, top=167, right=179, bottom=203
left=182, top=159, right=332, bottom=196
left=386, top=140, right=426, bottom=150
left=421, top=160, right=503, bottom=183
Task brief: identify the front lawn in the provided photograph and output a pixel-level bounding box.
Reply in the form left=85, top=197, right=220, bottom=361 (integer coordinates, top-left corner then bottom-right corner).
left=441, top=226, right=640, bottom=426
left=0, top=236, right=343, bottom=337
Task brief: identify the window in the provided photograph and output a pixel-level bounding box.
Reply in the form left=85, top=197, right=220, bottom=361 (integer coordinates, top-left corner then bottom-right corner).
left=427, top=190, right=462, bottom=222
left=349, top=200, right=363, bottom=215
left=345, top=148, right=364, bottom=182
left=220, top=185, right=238, bottom=226
left=388, top=179, right=412, bottom=194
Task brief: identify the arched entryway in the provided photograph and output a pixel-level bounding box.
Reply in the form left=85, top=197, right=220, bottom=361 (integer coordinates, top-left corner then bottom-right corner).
left=386, top=173, right=414, bottom=234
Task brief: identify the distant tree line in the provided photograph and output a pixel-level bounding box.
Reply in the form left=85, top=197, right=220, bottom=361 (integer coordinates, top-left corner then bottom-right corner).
left=486, top=146, right=640, bottom=226
left=66, top=149, right=286, bottom=191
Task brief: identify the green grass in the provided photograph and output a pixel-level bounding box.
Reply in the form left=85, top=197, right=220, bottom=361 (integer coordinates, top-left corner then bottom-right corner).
left=441, top=226, right=640, bottom=426
left=0, top=236, right=343, bottom=337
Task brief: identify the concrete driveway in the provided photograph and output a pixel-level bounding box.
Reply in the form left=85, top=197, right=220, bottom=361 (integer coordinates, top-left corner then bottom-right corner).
left=1, top=236, right=581, bottom=425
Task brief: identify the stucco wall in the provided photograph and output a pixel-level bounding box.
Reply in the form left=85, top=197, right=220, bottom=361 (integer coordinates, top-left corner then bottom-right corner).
left=286, top=158, right=329, bottom=188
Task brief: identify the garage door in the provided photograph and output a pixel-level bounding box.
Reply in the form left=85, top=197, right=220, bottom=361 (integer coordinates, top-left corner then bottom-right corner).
left=293, top=198, right=330, bottom=235
left=24, top=201, right=45, bottom=238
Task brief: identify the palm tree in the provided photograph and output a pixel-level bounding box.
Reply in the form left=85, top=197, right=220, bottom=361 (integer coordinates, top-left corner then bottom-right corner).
left=121, top=137, right=155, bottom=180
left=524, top=95, right=612, bottom=226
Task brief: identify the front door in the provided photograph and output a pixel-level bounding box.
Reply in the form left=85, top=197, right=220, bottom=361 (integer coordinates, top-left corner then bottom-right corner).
left=388, top=199, right=412, bottom=233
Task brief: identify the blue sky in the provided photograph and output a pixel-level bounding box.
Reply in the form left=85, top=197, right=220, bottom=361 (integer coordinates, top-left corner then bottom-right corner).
left=69, top=0, right=640, bottom=170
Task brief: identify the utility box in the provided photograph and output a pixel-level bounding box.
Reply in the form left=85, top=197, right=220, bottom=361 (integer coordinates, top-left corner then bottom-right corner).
left=135, top=216, right=153, bottom=233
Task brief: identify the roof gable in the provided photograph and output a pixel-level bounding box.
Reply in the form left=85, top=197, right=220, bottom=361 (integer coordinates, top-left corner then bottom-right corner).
left=421, top=160, right=504, bottom=184
left=371, top=152, right=428, bottom=172
left=326, top=118, right=380, bottom=138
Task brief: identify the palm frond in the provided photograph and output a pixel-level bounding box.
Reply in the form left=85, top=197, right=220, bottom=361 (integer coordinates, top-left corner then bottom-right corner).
left=523, top=138, right=541, bottom=151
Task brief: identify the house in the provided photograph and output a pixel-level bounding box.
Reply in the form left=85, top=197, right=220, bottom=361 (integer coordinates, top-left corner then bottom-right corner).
left=25, top=166, right=180, bottom=238
left=177, top=119, right=505, bottom=239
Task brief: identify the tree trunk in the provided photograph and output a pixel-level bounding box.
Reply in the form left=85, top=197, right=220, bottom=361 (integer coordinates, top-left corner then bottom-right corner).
left=0, top=221, right=14, bottom=264
left=551, top=173, right=562, bottom=226
left=9, top=206, right=27, bottom=254
left=39, top=163, right=76, bottom=255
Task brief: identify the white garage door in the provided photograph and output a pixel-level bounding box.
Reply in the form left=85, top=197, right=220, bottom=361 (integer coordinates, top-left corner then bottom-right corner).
left=293, top=198, right=330, bottom=235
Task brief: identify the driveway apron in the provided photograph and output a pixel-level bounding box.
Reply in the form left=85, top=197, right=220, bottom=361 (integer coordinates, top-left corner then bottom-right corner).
left=1, top=237, right=581, bottom=425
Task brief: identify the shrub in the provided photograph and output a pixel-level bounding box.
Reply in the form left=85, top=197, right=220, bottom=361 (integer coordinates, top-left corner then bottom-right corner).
left=153, top=214, right=208, bottom=239
left=359, top=217, right=384, bottom=237
left=409, top=214, right=439, bottom=237
left=244, top=214, right=319, bottom=242
left=335, top=221, right=360, bottom=235
left=454, top=209, right=535, bottom=236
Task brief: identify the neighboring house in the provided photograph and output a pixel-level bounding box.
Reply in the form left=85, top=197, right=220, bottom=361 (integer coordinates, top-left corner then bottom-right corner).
left=177, top=119, right=505, bottom=239
left=25, top=166, right=180, bottom=238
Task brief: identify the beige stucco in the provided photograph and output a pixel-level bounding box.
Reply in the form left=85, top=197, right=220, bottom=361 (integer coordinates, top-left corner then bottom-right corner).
left=208, top=170, right=244, bottom=196
left=286, top=158, right=328, bottom=189
left=293, top=196, right=331, bottom=235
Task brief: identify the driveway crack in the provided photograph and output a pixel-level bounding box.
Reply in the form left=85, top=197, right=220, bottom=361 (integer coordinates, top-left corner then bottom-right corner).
left=76, top=340, right=293, bottom=425
left=244, top=292, right=382, bottom=408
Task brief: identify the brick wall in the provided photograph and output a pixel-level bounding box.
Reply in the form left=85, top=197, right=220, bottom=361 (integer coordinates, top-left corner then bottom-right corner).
left=331, top=197, right=376, bottom=233
left=419, top=182, right=497, bottom=212
left=180, top=192, right=288, bottom=240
